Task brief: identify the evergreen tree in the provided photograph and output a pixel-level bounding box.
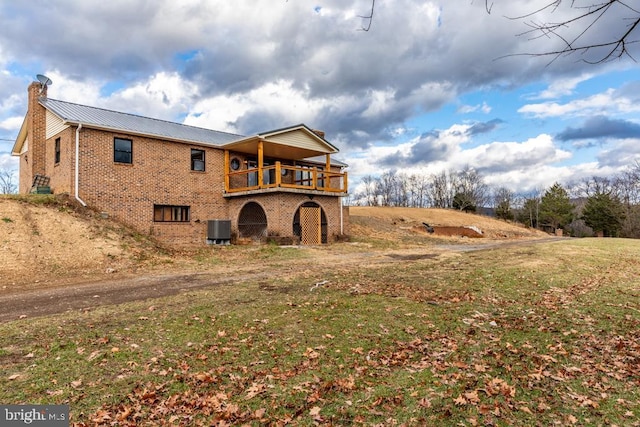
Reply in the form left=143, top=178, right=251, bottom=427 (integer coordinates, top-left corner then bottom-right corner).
left=539, top=183, right=574, bottom=232
left=582, top=192, right=626, bottom=237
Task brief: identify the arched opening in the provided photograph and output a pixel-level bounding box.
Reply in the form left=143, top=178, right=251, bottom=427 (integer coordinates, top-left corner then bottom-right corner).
left=293, top=201, right=327, bottom=244
left=238, top=202, right=268, bottom=239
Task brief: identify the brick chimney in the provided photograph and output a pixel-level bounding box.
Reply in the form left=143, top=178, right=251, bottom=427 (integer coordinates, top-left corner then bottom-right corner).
left=27, top=81, right=48, bottom=178
left=312, top=129, right=325, bottom=139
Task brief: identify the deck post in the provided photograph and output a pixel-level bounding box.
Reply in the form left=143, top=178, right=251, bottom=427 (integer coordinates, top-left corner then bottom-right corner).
left=258, top=140, right=264, bottom=188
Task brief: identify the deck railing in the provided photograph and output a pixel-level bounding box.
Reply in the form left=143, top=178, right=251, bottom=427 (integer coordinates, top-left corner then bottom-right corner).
left=225, top=161, right=348, bottom=194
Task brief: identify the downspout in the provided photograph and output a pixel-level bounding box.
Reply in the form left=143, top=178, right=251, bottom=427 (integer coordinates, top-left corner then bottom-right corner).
left=340, top=195, right=344, bottom=235
left=75, top=123, right=87, bottom=206
left=340, top=166, right=344, bottom=235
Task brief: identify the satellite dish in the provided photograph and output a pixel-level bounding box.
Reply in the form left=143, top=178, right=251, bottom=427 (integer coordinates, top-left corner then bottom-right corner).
left=36, top=74, right=53, bottom=93
left=36, top=74, right=53, bottom=86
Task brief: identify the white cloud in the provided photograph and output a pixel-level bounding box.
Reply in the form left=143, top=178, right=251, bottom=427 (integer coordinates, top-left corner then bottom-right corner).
left=457, top=102, right=491, bottom=114
left=103, top=72, right=199, bottom=121
left=531, top=73, right=595, bottom=100
left=0, top=153, right=19, bottom=171
left=518, top=88, right=640, bottom=118
left=456, top=134, right=572, bottom=171
left=0, top=116, right=23, bottom=132
left=44, top=71, right=102, bottom=104
left=184, top=80, right=326, bottom=133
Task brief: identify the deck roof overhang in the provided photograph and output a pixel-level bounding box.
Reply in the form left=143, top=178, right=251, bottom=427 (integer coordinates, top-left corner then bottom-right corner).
left=223, top=125, right=339, bottom=161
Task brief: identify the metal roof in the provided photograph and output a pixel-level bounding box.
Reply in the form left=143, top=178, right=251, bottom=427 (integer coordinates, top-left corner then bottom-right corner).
left=40, top=97, right=246, bottom=146
left=35, top=97, right=347, bottom=167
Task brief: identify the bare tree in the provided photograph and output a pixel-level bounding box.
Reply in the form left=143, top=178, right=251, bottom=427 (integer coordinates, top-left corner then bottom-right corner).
left=493, top=186, right=515, bottom=220
left=613, top=161, right=640, bottom=237
left=488, top=0, right=640, bottom=63
left=361, top=174, right=380, bottom=206
left=407, top=173, right=430, bottom=208
left=428, top=170, right=455, bottom=208
left=453, top=166, right=490, bottom=211
left=517, top=187, right=544, bottom=228
left=572, top=175, right=617, bottom=198
left=376, top=171, right=398, bottom=206
left=362, top=1, right=639, bottom=63
left=0, top=169, right=18, bottom=194
left=359, top=0, right=375, bottom=31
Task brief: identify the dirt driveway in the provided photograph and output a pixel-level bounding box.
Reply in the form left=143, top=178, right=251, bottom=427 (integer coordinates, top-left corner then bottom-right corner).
left=0, top=238, right=562, bottom=323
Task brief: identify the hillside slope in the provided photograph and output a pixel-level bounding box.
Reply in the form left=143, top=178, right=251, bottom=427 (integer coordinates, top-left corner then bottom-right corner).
left=1, top=198, right=548, bottom=290
left=0, top=196, right=166, bottom=289
left=349, top=206, right=548, bottom=240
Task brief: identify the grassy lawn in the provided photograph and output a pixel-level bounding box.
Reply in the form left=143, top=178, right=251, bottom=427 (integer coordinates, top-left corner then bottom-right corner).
left=1, top=238, right=639, bottom=426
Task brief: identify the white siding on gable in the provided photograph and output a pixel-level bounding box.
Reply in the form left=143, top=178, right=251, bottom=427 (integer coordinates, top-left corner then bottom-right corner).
left=21, top=138, right=28, bottom=154
left=267, top=130, right=334, bottom=153
left=46, top=110, right=69, bottom=139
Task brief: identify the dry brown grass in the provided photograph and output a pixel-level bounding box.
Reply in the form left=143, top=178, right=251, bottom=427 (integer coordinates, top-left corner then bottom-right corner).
left=349, top=206, right=547, bottom=240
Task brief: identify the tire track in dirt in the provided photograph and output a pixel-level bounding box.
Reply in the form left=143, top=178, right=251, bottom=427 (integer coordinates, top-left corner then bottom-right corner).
left=0, top=238, right=561, bottom=323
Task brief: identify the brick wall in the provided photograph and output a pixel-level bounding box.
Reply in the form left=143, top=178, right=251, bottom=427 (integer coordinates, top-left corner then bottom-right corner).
left=226, top=192, right=346, bottom=241
left=19, top=83, right=48, bottom=193
left=46, top=129, right=75, bottom=195
left=73, top=128, right=229, bottom=246
left=27, top=83, right=47, bottom=179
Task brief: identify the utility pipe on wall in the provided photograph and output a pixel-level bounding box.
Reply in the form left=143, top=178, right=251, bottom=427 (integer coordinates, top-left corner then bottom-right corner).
left=75, top=123, right=86, bottom=206
left=340, top=195, right=344, bottom=235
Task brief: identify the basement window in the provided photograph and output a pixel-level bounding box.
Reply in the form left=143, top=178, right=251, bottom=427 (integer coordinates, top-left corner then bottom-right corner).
left=154, top=205, right=190, bottom=222
left=114, top=137, right=133, bottom=164
left=191, top=149, right=205, bottom=171
left=54, top=138, right=60, bottom=164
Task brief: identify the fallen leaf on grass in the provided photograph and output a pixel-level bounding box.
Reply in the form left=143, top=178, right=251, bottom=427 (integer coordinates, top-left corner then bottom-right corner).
left=117, top=406, right=132, bottom=421
left=464, top=390, right=480, bottom=404
left=454, top=395, right=467, bottom=405
left=309, top=406, right=323, bottom=421
left=419, top=398, right=432, bottom=408
left=245, top=382, right=266, bottom=399
left=87, top=350, right=102, bottom=361
left=8, top=374, right=20, bottom=380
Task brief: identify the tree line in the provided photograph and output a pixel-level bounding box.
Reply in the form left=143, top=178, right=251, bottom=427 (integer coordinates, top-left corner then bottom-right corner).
left=348, top=161, right=640, bottom=238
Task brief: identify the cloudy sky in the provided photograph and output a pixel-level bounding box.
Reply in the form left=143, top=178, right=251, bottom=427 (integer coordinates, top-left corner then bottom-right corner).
left=1, top=0, right=639, bottom=195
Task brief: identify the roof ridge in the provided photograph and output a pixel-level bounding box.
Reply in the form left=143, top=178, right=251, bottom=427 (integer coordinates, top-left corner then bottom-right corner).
left=41, top=97, right=246, bottom=138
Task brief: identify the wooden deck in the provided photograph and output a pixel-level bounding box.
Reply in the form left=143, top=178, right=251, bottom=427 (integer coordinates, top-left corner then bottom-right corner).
left=225, top=162, right=348, bottom=195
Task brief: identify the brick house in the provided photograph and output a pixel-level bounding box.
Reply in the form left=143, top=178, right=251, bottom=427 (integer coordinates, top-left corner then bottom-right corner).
left=11, top=80, right=349, bottom=246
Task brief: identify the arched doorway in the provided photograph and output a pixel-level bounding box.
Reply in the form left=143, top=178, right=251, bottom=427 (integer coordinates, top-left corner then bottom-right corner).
left=238, top=202, right=268, bottom=239
left=293, top=202, right=327, bottom=244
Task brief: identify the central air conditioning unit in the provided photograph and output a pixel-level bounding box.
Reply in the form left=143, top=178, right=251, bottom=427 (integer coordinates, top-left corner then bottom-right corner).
left=207, top=220, right=231, bottom=245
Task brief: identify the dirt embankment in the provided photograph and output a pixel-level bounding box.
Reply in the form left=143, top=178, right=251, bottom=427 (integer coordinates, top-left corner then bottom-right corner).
left=0, top=196, right=167, bottom=290
left=349, top=206, right=548, bottom=240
